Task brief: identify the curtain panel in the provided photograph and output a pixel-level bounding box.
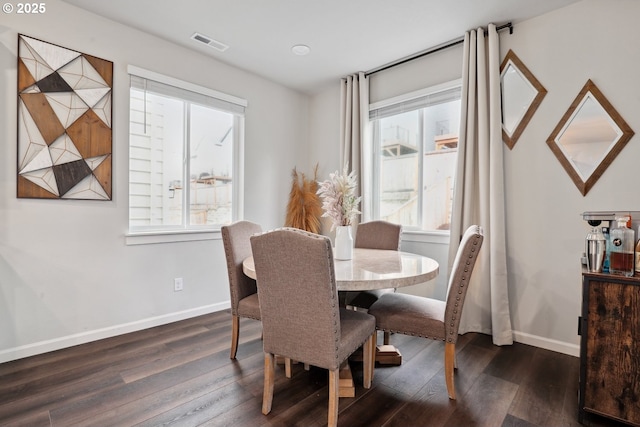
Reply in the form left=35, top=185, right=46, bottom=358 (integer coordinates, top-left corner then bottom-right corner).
left=340, top=72, right=370, bottom=222
left=448, top=24, right=513, bottom=346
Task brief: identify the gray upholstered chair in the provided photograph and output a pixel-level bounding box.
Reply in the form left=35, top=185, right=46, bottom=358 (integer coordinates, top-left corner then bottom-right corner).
left=347, top=220, right=402, bottom=344
left=354, top=220, right=402, bottom=251
left=347, top=220, right=402, bottom=309
left=368, top=225, right=484, bottom=400
left=250, top=228, right=377, bottom=427
left=221, top=220, right=263, bottom=360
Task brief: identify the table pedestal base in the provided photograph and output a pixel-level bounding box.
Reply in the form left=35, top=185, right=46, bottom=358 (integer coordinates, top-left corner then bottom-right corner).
left=339, top=344, right=402, bottom=397
left=350, top=344, right=403, bottom=365
left=375, top=344, right=402, bottom=365
left=339, top=363, right=355, bottom=397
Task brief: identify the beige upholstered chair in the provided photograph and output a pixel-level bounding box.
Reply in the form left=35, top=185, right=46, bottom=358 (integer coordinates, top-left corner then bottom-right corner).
left=347, top=220, right=402, bottom=345
left=250, top=228, right=377, bottom=427
left=221, top=220, right=263, bottom=360
left=368, top=225, right=484, bottom=400
left=354, top=220, right=402, bottom=251
left=347, top=220, right=402, bottom=309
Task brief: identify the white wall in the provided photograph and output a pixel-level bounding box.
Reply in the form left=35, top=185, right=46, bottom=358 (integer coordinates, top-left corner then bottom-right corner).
left=500, top=0, right=640, bottom=354
left=0, top=0, right=309, bottom=362
left=309, top=0, right=640, bottom=356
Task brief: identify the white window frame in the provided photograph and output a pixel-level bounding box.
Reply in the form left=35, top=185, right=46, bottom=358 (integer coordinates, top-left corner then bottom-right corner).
left=367, top=79, right=461, bottom=237
left=126, top=66, right=247, bottom=245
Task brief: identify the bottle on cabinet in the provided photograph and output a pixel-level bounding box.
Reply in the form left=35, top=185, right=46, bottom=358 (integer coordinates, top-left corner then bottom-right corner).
left=610, top=217, right=635, bottom=277
left=636, top=226, right=640, bottom=274
left=602, top=226, right=611, bottom=273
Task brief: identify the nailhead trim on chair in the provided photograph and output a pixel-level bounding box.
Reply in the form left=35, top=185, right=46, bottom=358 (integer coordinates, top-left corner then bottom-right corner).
left=445, top=227, right=482, bottom=343
left=221, top=232, right=239, bottom=316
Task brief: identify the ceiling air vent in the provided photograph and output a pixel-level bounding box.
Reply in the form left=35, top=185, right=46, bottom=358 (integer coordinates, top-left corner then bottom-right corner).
left=190, top=32, right=229, bottom=52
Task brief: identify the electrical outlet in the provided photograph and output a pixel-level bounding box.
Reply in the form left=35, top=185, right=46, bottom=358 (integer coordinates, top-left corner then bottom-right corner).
left=174, top=277, right=184, bottom=292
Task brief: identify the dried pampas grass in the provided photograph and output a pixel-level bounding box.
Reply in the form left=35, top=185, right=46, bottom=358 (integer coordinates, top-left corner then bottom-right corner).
left=285, top=164, right=322, bottom=233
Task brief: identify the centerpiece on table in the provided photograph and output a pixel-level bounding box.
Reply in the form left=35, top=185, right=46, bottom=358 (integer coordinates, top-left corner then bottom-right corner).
left=317, top=164, right=361, bottom=260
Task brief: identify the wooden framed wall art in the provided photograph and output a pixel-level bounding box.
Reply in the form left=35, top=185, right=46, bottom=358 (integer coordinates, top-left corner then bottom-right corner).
left=546, top=79, right=634, bottom=196
left=17, top=35, right=113, bottom=200
left=500, top=49, right=547, bottom=149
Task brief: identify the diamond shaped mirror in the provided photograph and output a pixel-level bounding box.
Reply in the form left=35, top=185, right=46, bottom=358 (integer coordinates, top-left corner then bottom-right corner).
left=500, top=50, right=547, bottom=149
left=547, top=80, right=634, bottom=196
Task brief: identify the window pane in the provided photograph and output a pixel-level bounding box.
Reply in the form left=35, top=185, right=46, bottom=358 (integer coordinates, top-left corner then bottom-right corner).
left=129, top=89, right=184, bottom=227
left=422, top=98, right=460, bottom=231
left=189, top=104, right=234, bottom=226
left=378, top=110, right=420, bottom=227
left=128, top=69, right=245, bottom=233
left=370, top=84, right=461, bottom=232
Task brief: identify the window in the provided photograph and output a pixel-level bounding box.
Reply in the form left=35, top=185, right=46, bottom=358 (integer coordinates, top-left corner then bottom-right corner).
left=368, top=80, right=461, bottom=232
left=128, top=66, right=246, bottom=234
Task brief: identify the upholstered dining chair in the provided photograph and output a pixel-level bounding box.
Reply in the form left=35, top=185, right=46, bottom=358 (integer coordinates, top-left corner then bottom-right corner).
left=250, top=228, right=377, bottom=427
left=221, top=220, right=263, bottom=360
left=368, top=224, right=484, bottom=400
left=347, top=220, right=402, bottom=309
left=354, top=220, right=402, bottom=251
left=347, top=220, right=402, bottom=344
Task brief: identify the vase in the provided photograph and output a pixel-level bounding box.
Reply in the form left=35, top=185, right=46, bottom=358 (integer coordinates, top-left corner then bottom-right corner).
left=335, top=225, right=353, bottom=260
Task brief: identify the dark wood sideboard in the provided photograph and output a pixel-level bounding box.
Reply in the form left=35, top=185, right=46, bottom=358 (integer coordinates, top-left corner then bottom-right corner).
left=579, top=271, right=640, bottom=426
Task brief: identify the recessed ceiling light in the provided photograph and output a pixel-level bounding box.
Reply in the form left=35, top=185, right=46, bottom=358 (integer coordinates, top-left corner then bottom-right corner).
left=291, top=44, right=310, bottom=56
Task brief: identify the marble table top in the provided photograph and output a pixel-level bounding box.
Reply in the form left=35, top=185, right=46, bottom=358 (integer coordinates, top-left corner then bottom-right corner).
left=243, top=247, right=439, bottom=291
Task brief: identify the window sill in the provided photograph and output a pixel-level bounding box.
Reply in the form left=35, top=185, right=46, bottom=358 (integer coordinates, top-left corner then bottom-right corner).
left=125, top=229, right=221, bottom=245
left=401, top=230, right=450, bottom=245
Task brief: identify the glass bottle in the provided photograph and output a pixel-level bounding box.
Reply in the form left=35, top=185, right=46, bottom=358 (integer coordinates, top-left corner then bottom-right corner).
left=610, top=217, right=635, bottom=277
left=635, top=226, right=640, bottom=273
left=601, top=226, right=611, bottom=273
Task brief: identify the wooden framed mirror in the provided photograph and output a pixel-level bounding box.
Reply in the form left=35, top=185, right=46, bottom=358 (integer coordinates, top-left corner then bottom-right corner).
left=546, top=79, right=634, bottom=196
left=500, top=49, right=547, bottom=149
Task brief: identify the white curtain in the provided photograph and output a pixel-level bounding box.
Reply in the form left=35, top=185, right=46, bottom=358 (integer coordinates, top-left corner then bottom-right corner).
left=448, top=24, right=513, bottom=346
left=340, top=72, right=370, bottom=221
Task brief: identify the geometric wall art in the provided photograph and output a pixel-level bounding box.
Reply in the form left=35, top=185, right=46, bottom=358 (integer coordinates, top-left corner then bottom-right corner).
left=546, top=79, right=634, bottom=196
left=500, top=49, right=547, bottom=150
left=17, top=34, right=113, bottom=200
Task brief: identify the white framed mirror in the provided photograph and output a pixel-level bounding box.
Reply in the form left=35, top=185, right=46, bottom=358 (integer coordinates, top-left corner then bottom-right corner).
left=500, top=50, right=547, bottom=149
left=547, top=79, right=634, bottom=196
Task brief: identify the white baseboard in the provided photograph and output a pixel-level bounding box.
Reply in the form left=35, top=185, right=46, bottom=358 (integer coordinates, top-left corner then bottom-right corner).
left=0, top=302, right=231, bottom=364
left=513, top=330, right=579, bottom=357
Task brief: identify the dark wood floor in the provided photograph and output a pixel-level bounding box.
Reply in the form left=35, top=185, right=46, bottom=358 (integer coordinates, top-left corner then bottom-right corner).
left=0, top=310, right=623, bottom=427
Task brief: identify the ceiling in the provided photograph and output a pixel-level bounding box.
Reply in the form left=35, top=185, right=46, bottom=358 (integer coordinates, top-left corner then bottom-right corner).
left=61, top=0, right=579, bottom=94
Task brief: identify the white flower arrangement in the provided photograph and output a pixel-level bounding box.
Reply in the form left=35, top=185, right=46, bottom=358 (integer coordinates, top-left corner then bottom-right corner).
left=317, top=164, right=361, bottom=231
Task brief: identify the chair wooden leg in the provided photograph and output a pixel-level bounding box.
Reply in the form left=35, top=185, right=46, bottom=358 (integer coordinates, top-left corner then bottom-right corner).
left=444, top=342, right=456, bottom=400
left=363, top=332, right=376, bottom=388
left=285, top=357, right=292, bottom=378
left=328, top=369, right=339, bottom=427
left=262, top=353, right=275, bottom=414
left=230, top=315, right=240, bottom=359
left=371, top=331, right=377, bottom=381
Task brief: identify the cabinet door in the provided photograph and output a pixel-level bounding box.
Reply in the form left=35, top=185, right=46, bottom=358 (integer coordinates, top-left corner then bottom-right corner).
left=585, top=280, right=640, bottom=425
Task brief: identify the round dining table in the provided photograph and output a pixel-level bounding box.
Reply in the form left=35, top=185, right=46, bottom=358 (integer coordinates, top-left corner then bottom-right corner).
left=242, top=247, right=439, bottom=291
left=243, top=247, right=439, bottom=397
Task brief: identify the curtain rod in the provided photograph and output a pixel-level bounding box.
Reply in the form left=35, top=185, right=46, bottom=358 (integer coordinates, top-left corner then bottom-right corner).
left=365, top=22, right=513, bottom=77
